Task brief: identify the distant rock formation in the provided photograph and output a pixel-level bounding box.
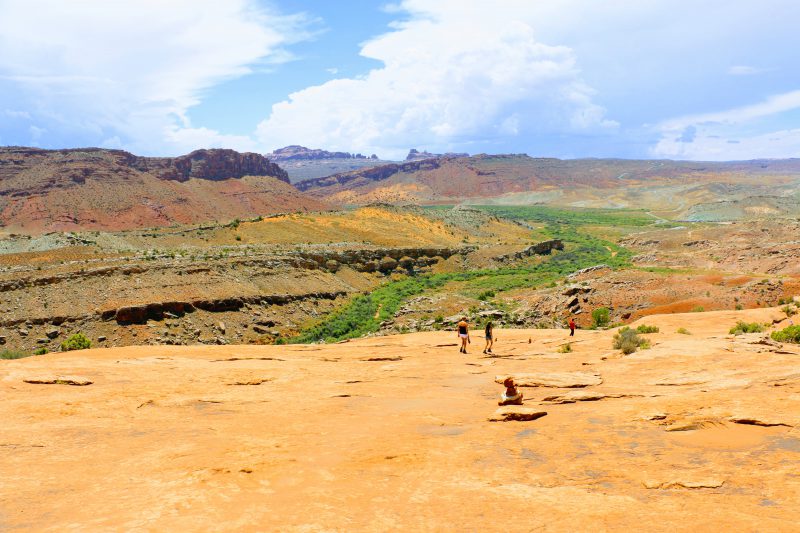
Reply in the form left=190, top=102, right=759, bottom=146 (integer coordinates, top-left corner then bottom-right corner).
left=294, top=157, right=446, bottom=192
left=0, top=147, right=289, bottom=184
left=0, top=147, right=325, bottom=232
left=268, top=145, right=378, bottom=162
left=133, top=148, right=290, bottom=183
left=406, top=148, right=468, bottom=161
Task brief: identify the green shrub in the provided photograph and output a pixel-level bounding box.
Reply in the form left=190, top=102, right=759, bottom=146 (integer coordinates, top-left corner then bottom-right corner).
left=636, top=324, right=659, bottom=334
left=691, top=306, right=705, bottom=312
left=612, top=327, right=649, bottom=354
left=735, top=303, right=744, bottom=310
left=33, top=347, right=48, bottom=355
left=558, top=343, right=572, bottom=353
left=771, top=325, right=800, bottom=344
left=782, top=305, right=797, bottom=317
left=591, top=307, right=610, bottom=328
left=676, top=327, right=691, bottom=335
left=729, top=321, right=765, bottom=335
left=1, top=349, right=29, bottom=360
left=477, top=290, right=495, bottom=301
left=235, top=235, right=242, bottom=241
left=61, top=333, right=91, bottom=351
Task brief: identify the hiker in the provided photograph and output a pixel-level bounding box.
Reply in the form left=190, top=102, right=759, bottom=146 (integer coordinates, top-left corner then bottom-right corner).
left=483, top=321, right=494, bottom=354
left=569, top=317, right=576, bottom=337
left=499, top=377, right=523, bottom=405
left=457, top=317, right=470, bottom=354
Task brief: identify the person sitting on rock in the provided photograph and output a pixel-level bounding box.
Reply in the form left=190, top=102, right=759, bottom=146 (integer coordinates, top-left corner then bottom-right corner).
left=499, top=377, right=523, bottom=405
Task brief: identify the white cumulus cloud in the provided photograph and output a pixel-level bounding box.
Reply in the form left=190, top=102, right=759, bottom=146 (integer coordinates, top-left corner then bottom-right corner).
left=256, top=0, right=617, bottom=159
left=0, top=0, right=306, bottom=153
left=652, top=90, right=800, bottom=160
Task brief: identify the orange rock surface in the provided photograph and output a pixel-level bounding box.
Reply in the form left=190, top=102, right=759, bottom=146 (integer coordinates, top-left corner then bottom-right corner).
left=2, top=308, right=798, bottom=531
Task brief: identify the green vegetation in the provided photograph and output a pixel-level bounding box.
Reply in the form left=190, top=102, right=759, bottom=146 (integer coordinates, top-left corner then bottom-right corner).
left=292, top=208, right=648, bottom=343
left=591, top=307, right=610, bottom=329
left=558, top=343, right=572, bottom=353
left=60, top=333, right=91, bottom=351
left=729, top=321, right=766, bottom=335
left=691, top=306, right=705, bottom=312
left=636, top=324, right=659, bottom=334
left=1, top=349, right=29, bottom=360
left=782, top=304, right=797, bottom=317
left=676, top=327, right=691, bottom=335
left=771, top=325, right=800, bottom=344
left=613, top=327, right=651, bottom=354
left=477, top=290, right=495, bottom=301
left=33, top=347, right=48, bottom=355
left=462, top=205, right=656, bottom=228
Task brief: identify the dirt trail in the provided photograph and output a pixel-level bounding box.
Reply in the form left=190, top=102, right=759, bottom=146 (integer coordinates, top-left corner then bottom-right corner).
left=1, top=307, right=798, bottom=531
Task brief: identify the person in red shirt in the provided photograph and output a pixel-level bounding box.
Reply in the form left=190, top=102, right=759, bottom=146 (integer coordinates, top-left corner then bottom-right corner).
left=569, top=318, right=576, bottom=337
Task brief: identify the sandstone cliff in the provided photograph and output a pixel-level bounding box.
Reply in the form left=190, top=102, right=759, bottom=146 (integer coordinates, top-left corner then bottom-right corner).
left=0, top=147, right=325, bottom=232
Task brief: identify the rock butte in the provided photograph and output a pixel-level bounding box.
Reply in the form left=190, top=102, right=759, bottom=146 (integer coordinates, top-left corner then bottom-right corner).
left=1, top=307, right=799, bottom=531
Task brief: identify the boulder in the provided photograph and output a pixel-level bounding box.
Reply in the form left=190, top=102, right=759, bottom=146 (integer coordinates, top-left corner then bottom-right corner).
left=361, top=260, right=379, bottom=273
left=398, top=256, right=415, bottom=269
left=115, top=305, right=149, bottom=324
left=378, top=257, right=398, bottom=272
left=45, top=328, right=60, bottom=339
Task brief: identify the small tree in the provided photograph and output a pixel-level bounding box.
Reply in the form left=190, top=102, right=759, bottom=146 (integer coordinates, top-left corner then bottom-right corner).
left=591, top=307, right=610, bottom=328
left=61, top=333, right=91, bottom=351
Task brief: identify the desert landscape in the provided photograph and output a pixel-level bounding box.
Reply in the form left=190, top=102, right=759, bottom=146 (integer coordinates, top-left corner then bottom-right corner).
left=2, top=307, right=799, bottom=531
left=2, top=3, right=800, bottom=529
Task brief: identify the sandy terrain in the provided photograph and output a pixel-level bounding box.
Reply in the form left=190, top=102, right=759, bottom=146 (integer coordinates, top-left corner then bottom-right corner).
left=1, top=307, right=798, bottom=531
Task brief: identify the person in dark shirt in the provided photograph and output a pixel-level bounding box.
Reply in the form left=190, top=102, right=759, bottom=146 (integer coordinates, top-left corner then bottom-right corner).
left=457, top=317, right=470, bottom=354
left=483, top=321, right=494, bottom=354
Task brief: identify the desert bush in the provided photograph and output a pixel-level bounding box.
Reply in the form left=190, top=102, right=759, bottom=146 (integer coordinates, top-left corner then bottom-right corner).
left=782, top=305, right=797, bottom=317
left=735, top=303, right=744, bottom=310
left=1, top=349, right=29, bottom=360
left=61, top=333, right=91, bottom=351
left=33, top=347, right=48, bottom=355
left=636, top=324, right=659, bottom=334
left=612, top=327, right=649, bottom=354
left=691, top=306, right=705, bottom=312
left=558, top=343, right=572, bottom=353
left=771, top=325, right=800, bottom=344
left=591, top=307, right=610, bottom=328
left=729, top=321, right=765, bottom=335
left=477, top=290, right=495, bottom=301
left=676, top=327, right=691, bottom=335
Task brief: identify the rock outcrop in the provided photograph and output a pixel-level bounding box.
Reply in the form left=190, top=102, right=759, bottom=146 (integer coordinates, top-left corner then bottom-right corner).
left=0, top=147, right=322, bottom=232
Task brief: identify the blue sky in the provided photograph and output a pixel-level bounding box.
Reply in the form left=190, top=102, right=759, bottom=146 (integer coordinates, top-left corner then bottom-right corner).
left=1, top=0, right=799, bottom=160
